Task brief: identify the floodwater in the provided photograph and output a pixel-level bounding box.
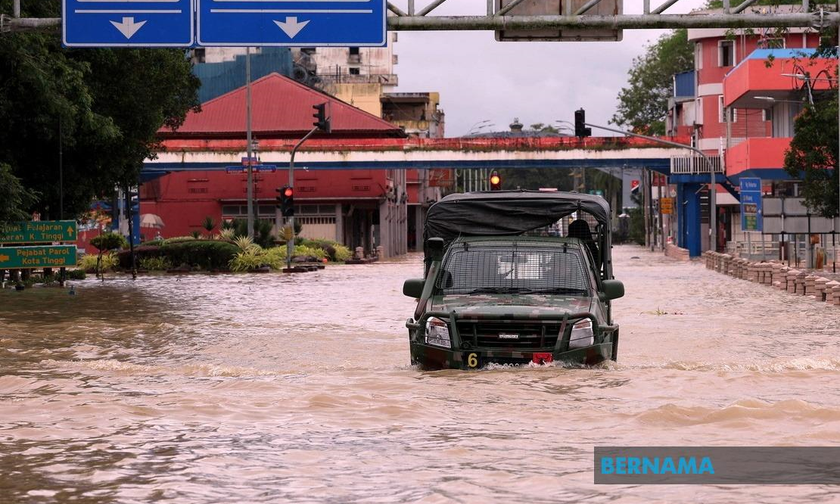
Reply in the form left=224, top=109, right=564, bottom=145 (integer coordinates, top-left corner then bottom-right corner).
left=1, top=246, right=839, bottom=503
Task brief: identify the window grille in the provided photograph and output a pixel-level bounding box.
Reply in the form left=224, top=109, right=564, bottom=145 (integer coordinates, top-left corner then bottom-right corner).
left=438, top=243, right=591, bottom=296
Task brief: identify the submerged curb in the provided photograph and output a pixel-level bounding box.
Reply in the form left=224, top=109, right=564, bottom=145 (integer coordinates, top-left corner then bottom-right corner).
left=703, top=251, right=840, bottom=307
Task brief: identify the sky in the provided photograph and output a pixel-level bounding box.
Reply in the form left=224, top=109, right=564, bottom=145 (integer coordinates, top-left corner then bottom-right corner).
left=390, top=0, right=705, bottom=137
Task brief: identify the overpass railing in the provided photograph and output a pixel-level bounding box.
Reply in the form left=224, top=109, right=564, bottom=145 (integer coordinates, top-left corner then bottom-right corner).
left=670, top=155, right=723, bottom=174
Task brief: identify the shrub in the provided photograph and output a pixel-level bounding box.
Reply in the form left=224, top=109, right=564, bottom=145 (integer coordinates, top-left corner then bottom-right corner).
left=231, top=218, right=275, bottom=248
left=139, top=256, right=172, bottom=271
left=160, top=240, right=239, bottom=271
left=66, top=269, right=86, bottom=280
left=163, top=236, right=196, bottom=245
left=293, top=244, right=327, bottom=260
left=297, top=239, right=352, bottom=262
left=116, top=245, right=163, bottom=269
left=90, top=232, right=127, bottom=252
left=191, top=230, right=201, bottom=239
left=229, top=248, right=272, bottom=272
left=80, top=252, right=118, bottom=272
left=333, top=245, right=352, bottom=262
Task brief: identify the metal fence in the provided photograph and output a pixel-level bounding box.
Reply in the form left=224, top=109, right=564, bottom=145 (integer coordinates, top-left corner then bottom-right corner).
left=670, top=155, right=723, bottom=175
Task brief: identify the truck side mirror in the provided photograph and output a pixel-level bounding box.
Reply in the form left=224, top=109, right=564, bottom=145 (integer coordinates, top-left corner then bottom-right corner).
left=601, top=279, right=625, bottom=300
left=426, top=237, right=445, bottom=262
left=403, top=278, right=425, bottom=298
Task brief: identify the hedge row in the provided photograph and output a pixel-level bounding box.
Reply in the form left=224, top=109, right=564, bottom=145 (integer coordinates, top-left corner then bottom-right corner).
left=116, top=241, right=239, bottom=271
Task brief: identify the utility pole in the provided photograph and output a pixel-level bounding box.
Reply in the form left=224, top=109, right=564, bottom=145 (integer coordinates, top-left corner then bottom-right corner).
left=245, top=47, right=254, bottom=239
left=286, top=126, right=320, bottom=270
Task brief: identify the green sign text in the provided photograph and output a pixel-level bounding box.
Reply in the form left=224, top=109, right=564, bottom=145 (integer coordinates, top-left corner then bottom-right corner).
left=0, top=245, right=77, bottom=269
left=0, top=221, right=77, bottom=244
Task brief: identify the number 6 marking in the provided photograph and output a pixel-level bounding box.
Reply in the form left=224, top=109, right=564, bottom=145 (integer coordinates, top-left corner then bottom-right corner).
left=467, top=353, right=478, bottom=368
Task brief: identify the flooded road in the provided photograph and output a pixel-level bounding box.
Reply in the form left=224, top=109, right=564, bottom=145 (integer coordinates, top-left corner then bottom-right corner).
left=1, top=245, right=839, bottom=503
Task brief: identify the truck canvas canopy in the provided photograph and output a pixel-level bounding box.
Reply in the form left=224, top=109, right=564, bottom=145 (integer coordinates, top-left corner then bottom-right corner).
left=423, top=190, right=613, bottom=279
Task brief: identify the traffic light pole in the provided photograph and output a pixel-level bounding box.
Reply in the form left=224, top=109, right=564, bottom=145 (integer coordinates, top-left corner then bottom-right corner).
left=286, top=126, right=320, bottom=270
left=582, top=122, right=718, bottom=254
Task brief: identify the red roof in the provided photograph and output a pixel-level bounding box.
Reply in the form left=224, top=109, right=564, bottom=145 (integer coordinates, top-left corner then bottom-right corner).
left=160, top=73, right=404, bottom=139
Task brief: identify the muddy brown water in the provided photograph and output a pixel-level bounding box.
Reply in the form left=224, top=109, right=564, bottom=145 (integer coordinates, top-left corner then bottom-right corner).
left=1, top=246, right=839, bottom=503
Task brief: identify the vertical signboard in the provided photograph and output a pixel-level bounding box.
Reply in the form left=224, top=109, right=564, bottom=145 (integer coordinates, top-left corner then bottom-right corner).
left=740, top=178, right=763, bottom=232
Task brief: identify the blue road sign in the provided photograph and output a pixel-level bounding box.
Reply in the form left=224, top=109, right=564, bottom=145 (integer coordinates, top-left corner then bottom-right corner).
left=197, top=0, right=387, bottom=47
left=63, top=0, right=193, bottom=47
left=740, top=177, right=763, bottom=232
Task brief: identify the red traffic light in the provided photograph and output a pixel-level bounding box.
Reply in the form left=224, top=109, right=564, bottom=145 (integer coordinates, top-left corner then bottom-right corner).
left=284, top=187, right=293, bottom=198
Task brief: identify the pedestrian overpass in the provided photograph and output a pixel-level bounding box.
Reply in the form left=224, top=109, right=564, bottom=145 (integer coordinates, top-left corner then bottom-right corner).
left=142, top=135, right=727, bottom=257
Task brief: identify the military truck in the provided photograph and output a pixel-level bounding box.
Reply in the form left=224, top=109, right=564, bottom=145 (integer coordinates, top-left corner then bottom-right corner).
left=403, top=190, right=624, bottom=370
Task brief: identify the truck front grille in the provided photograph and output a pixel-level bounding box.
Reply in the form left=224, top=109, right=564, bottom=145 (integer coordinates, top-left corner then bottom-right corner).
left=455, top=321, right=564, bottom=349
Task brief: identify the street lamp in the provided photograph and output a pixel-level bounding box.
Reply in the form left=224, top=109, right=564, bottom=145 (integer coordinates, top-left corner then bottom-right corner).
left=754, top=96, right=805, bottom=105
left=466, top=119, right=492, bottom=135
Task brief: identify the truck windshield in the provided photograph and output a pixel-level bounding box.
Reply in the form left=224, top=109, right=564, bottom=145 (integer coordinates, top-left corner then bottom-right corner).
left=437, top=243, right=591, bottom=296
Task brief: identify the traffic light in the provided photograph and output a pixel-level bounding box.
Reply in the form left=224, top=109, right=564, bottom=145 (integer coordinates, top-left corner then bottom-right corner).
left=489, top=171, right=502, bottom=191
left=312, top=102, right=331, bottom=133
left=574, top=108, right=592, bottom=139
left=277, top=186, right=295, bottom=217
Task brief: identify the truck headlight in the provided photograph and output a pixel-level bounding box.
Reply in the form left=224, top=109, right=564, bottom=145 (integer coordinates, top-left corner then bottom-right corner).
left=569, top=319, right=594, bottom=349
left=425, top=317, right=451, bottom=348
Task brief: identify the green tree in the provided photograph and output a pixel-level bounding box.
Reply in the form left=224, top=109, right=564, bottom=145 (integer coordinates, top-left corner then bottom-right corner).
left=784, top=95, right=839, bottom=217
left=0, top=0, right=200, bottom=220
left=612, top=29, right=694, bottom=135
left=0, top=164, right=39, bottom=228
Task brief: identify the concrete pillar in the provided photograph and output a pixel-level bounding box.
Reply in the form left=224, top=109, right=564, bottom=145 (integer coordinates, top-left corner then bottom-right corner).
left=679, top=183, right=703, bottom=257
left=815, top=277, right=829, bottom=302
left=335, top=204, right=343, bottom=244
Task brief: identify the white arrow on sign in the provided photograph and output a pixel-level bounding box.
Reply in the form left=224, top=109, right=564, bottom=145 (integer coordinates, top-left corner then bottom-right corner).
left=273, top=17, right=310, bottom=39
left=110, top=17, right=147, bottom=40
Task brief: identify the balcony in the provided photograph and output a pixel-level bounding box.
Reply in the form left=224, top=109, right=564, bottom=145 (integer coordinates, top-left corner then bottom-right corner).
left=725, top=137, right=792, bottom=179
left=723, top=48, right=836, bottom=109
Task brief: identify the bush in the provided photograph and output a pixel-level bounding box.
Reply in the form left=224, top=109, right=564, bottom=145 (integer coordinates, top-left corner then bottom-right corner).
left=139, top=256, right=172, bottom=271
left=90, top=232, right=128, bottom=252
left=79, top=252, right=119, bottom=272
left=333, top=245, right=352, bottom=262
left=298, top=239, right=352, bottom=261
left=294, top=244, right=327, bottom=260
left=163, top=236, right=197, bottom=245
left=229, top=248, right=273, bottom=272
left=66, top=269, right=86, bottom=280
left=160, top=240, right=239, bottom=271
left=116, top=245, right=164, bottom=269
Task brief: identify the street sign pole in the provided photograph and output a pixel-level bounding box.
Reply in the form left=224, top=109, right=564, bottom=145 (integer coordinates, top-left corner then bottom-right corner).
left=246, top=47, right=254, bottom=239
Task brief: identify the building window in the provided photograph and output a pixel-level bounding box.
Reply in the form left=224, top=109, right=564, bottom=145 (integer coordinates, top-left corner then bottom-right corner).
left=718, top=96, right=737, bottom=123
left=762, top=108, right=771, bottom=122
left=192, top=48, right=206, bottom=63
left=349, top=67, right=360, bottom=75
left=694, top=43, right=703, bottom=70
left=349, top=47, right=360, bottom=55
left=718, top=40, right=734, bottom=67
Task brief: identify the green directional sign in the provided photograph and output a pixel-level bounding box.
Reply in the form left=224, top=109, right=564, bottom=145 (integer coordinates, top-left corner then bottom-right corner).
left=0, top=245, right=77, bottom=269
left=0, top=221, right=77, bottom=244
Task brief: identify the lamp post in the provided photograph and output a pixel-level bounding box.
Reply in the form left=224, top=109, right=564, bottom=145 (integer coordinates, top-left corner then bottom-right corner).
left=466, top=119, right=492, bottom=135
